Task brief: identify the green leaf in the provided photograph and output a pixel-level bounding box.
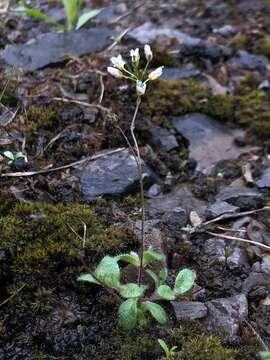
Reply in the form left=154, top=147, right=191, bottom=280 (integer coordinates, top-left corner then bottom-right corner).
left=156, top=285, right=175, bottom=300
left=159, top=268, right=168, bottom=284
left=14, top=152, right=25, bottom=160
left=260, top=352, right=270, bottom=360
left=143, top=250, right=166, bottom=265
left=77, top=273, right=99, bottom=284
left=174, top=269, right=195, bottom=294
left=76, top=9, right=101, bottom=30
left=117, top=252, right=140, bottom=267
left=62, top=0, right=80, bottom=31
left=3, top=151, right=14, bottom=161
left=15, top=7, right=58, bottom=24
left=118, top=298, right=138, bottom=330
left=141, top=301, right=167, bottom=325
left=145, top=269, right=159, bottom=288
left=158, top=339, right=171, bottom=358
left=94, top=256, right=120, bottom=289
left=119, top=283, right=146, bottom=298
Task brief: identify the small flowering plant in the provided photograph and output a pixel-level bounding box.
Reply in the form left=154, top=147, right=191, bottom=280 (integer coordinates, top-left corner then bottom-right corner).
left=107, top=45, right=164, bottom=96
left=79, top=45, right=195, bottom=330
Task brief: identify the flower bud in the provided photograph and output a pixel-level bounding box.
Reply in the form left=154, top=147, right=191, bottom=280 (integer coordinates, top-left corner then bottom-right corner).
left=110, top=54, right=126, bottom=70
left=130, top=48, right=140, bottom=65
left=144, top=44, right=153, bottom=61
left=136, top=80, right=146, bottom=96
left=107, top=66, right=123, bottom=78
left=148, top=66, right=164, bottom=81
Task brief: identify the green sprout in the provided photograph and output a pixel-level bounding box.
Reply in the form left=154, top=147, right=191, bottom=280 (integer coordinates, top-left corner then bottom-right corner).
left=3, top=150, right=26, bottom=165
left=158, top=339, right=178, bottom=359
left=78, top=251, right=195, bottom=330
left=15, top=0, right=101, bottom=32
left=260, top=352, right=270, bottom=360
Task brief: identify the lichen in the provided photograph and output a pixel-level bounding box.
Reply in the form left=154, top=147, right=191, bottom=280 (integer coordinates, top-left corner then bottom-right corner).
left=258, top=35, right=270, bottom=57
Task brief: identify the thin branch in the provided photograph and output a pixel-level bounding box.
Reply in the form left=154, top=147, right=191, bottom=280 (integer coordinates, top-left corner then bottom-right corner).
left=0, top=284, right=26, bottom=307
left=243, top=319, right=269, bottom=352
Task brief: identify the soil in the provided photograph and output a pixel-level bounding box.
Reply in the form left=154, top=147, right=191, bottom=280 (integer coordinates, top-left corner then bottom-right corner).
left=0, top=0, right=270, bottom=359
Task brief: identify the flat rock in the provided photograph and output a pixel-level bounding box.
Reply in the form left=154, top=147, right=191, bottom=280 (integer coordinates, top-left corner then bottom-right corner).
left=242, top=271, right=270, bottom=294
left=180, top=41, right=231, bottom=62
left=172, top=301, right=207, bottom=321
left=214, top=25, right=237, bottom=38
left=161, top=65, right=201, bottom=80
left=205, top=294, right=248, bottom=337
left=73, top=149, right=154, bottom=198
left=171, top=113, right=249, bottom=174
left=129, top=22, right=200, bottom=46
left=149, top=126, right=179, bottom=152
left=207, top=200, right=239, bottom=219
left=147, top=184, right=206, bottom=218
left=256, top=168, right=270, bottom=188
left=227, top=247, right=250, bottom=272
left=3, top=27, right=115, bottom=71
left=216, top=186, right=263, bottom=210
left=229, top=50, right=269, bottom=72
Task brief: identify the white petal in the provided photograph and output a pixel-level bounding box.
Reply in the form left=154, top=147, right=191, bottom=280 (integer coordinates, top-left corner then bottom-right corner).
left=148, top=66, right=164, bottom=80
left=107, top=66, right=122, bottom=78
left=144, top=44, right=153, bottom=61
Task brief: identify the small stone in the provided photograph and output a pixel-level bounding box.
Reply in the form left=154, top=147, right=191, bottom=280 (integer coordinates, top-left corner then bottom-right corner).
left=214, top=25, right=237, bottom=38
left=162, top=206, right=188, bottom=231
left=207, top=200, right=239, bottom=219
left=261, top=256, right=270, bottom=275
left=161, top=65, right=200, bottom=80
left=74, top=149, right=154, bottom=198
left=256, top=168, right=270, bottom=188
left=201, top=238, right=226, bottom=266
left=216, top=186, right=263, bottom=210
left=227, top=247, right=250, bottom=271
left=242, top=271, right=269, bottom=294
left=205, top=294, right=248, bottom=337
left=172, top=301, right=207, bottom=321
left=149, top=127, right=179, bottom=152
left=145, top=184, right=161, bottom=198
left=230, top=50, right=269, bottom=73
left=180, top=41, right=231, bottom=62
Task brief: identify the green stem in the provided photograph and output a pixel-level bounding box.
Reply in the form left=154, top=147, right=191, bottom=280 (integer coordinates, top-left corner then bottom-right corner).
left=130, top=96, right=145, bottom=286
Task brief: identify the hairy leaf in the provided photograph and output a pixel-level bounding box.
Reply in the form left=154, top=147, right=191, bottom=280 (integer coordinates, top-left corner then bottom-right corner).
left=159, top=268, right=168, bottom=284
left=118, top=298, right=138, bottom=330
left=141, top=301, right=167, bottom=324
left=260, top=352, right=270, bottom=360
left=143, top=250, right=165, bottom=265
left=117, top=252, right=140, bottom=267
left=76, top=9, right=101, bottom=29
left=174, top=269, right=195, bottom=294
left=77, top=273, right=99, bottom=284
left=95, top=256, right=120, bottom=289
left=145, top=269, right=159, bottom=288
left=119, top=283, right=146, bottom=298
left=156, top=285, right=175, bottom=300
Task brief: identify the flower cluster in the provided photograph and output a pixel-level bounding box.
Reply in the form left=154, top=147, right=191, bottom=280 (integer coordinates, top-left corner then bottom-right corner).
left=107, top=45, right=164, bottom=96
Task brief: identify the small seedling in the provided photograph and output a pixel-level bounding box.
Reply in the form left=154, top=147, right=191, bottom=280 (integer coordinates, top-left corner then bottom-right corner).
left=15, top=0, right=101, bottom=31
left=158, top=339, right=178, bottom=359
left=79, top=250, right=196, bottom=330
left=3, top=150, right=26, bottom=165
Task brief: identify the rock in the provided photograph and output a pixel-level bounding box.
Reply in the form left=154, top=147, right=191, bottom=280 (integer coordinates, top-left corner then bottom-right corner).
left=206, top=3, right=229, bottom=17
left=201, top=238, right=226, bottom=267
left=172, top=301, right=207, bottom=321
left=205, top=294, right=248, bottom=337
left=216, top=186, right=263, bottom=210
left=95, top=4, right=127, bottom=23
left=145, top=184, right=162, bottom=198
left=207, top=200, right=239, bottom=219
left=3, top=27, right=115, bottom=71
left=214, top=25, right=237, bottom=38
left=147, top=184, right=206, bottom=219
left=161, top=206, right=188, bottom=231
left=161, top=65, right=201, bottom=80
left=242, top=271, right=269, bottom=294
left=148, top=126, right=179, bottom=152
left=256, top=168, right=270, bottom=188
left=261, top=256, right=270, bottom=275
left=180, top=41, right=231, bottom=62
left=129, top=22, right=200, bottom=46
left=171, top=113, right=249, bottom=174
left=229, top=50, right=269, bottom=72
left=74, top=149, right=154, bottom=198
left=227, top=247, right=250, bottom=272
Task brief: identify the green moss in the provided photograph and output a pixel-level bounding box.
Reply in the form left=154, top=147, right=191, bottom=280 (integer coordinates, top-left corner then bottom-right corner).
left=0, top=201, right=137, bottom=309
left=153, top=50, right=182, bottom=67
left=204, top=95, right=234, bottom=121
left=231, top=33, right=247, bottom=51
left=143, top=79, right=209, bottom=122
left=258, top=35, right=270, bottom=57
left=26, top=104, right=59, bottom=142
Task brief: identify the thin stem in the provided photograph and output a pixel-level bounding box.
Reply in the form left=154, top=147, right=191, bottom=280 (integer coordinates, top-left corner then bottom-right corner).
left=129, top=96, right=145, bottom=286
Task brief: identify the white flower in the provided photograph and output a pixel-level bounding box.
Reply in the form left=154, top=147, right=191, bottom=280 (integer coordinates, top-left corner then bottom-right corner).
left=144, top=44, right=153, bottom=61
left=130, top=48, right=140, bottom=64
left=136, top=80, right=147, bottom=96
left=107, top=66, right=123, bottom=78
left=110, top=54, right=126, bottom=70
left=148, top=66, right=164, bottom=81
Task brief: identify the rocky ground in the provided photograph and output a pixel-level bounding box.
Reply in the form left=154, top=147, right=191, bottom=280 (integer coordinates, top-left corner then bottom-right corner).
left=0, top=0, right=270, bottom=359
